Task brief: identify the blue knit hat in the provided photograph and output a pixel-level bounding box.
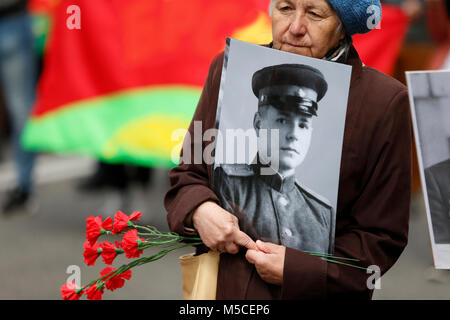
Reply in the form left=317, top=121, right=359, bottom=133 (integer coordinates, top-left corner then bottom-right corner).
left=327, top=0, right=382, bottom=35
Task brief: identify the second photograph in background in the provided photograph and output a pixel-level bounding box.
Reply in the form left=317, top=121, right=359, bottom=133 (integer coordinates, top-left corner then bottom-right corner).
left=408, top=70, right=450, bottom=269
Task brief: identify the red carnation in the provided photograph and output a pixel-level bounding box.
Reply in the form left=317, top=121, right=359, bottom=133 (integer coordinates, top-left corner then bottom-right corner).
left=99, top=241, right=123, bottom=265
left=86, top=216, right=112, bottom=245
left=100, top=267, right=133, bottom=291
left=112, top=210, right=142, bottom=234
left=60, top=281, right=81, bottom=300
left=85, top=282, right=105, bottom=300
left=83, top=241, right=102, bottom=266
left=121, top=229, right=146, bottom=258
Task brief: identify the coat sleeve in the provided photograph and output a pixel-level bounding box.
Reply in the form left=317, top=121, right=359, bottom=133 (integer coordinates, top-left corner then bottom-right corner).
left=164, top=53, right=224, bottom=236
left=281, top=89, right=412, bottom=299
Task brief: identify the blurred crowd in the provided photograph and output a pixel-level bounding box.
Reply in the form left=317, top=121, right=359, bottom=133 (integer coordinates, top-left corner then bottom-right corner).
left=0, top=0, right=449, bottom=217
left=388, top=0, right=450, bottom=82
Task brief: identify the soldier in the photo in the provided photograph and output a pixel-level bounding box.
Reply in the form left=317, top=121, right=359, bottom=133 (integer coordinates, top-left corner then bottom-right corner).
left=425, top=158, right=450, bottom=244
left=213, top=64, right=334, bottom=254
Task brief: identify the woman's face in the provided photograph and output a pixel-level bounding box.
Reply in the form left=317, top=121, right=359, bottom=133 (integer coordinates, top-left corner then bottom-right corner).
left=271, top=0, right=345, bottom=58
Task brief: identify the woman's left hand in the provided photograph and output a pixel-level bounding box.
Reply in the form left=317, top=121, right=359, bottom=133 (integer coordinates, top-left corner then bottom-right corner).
left=245, top=240, right=286, bottom=286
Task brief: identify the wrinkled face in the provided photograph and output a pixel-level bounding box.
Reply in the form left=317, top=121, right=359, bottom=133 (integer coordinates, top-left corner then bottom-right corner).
left=271, top=0, right=345, bottom=58
left=254, top=105, right=313, bottom=175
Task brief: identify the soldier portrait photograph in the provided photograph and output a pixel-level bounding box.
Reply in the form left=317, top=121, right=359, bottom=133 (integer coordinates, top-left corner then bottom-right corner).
left=212, top=39, right=351, bottom=255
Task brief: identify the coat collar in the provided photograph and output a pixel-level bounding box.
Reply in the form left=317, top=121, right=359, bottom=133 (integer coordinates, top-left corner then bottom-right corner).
left=346, top=45, right=363, bottom=84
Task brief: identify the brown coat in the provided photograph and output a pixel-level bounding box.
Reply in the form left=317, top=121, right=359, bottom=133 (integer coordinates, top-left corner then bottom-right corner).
left=164, top=45, right=412, bottom=300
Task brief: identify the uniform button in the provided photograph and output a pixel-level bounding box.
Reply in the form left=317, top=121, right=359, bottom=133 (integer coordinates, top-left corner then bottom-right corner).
left=283, top=228, right=292, bottom=237
left=278, top=196, right=289, bottom=207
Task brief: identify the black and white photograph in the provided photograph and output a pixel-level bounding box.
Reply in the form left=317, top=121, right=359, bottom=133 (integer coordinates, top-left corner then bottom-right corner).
left=407, top=70, right=450, bottom=269
left=212, top=38, right=351, bottom=255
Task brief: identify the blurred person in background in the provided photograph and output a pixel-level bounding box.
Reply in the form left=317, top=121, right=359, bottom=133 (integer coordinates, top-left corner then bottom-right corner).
left=389, top=0, right=439, bottom=84
left=382, top=0, right=423, bottom=22
left=425, top=0, right=450, bottom=69
left=380, top=1, right=429, bottom=198
left=0, top=0, right=38, bottom=214
left=78, top=161, right=153, bottom=192
left=0, top=87, right=10, bottom=160
left=77, top=160, right=154, bottom=216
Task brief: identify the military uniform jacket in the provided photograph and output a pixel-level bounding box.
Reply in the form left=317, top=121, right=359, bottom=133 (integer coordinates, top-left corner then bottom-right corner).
left=165, top=45, right=412, bottom=299
left=213, top=163, right=335, bottom=255
left=425, top=159, right=450, bottom=244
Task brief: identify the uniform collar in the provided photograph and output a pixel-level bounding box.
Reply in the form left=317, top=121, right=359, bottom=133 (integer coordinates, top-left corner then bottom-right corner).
left=251, top=157, right=296, bottom=193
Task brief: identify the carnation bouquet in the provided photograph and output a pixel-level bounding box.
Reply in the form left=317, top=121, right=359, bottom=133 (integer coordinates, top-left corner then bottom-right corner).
left=61, top=210, right=367, bottom=300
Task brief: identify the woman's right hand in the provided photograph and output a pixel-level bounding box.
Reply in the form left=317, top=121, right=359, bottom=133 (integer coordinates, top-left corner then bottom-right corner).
left=192, top=201, right=257, bottom=254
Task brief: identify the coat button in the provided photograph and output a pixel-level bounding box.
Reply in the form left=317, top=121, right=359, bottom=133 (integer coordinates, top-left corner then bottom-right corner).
left=278, top=196, right=289, bottom=207
left=283, top=228, right=293, bottom=237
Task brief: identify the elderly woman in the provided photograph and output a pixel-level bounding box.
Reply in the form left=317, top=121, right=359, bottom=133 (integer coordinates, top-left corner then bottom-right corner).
left=165, top=0, right=412, bottom=299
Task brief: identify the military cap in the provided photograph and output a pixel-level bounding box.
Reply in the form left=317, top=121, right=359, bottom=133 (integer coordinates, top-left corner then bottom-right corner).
left=252, top=64, right=328, bottom=117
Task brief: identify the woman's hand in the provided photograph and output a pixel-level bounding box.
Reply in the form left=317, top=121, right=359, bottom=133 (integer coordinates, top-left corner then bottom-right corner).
left=245, top=240, right=286, bottom=286
left=192, top=201, right=257, bottom=253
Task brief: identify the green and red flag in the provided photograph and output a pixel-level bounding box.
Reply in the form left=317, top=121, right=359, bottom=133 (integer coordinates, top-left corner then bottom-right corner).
left=23, top=0, right=272, bottom=168
left=24, top=1, right=405, bottom=169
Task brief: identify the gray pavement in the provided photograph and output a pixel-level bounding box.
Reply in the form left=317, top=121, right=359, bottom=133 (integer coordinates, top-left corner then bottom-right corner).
left=0, top=154, right=449, bottom=300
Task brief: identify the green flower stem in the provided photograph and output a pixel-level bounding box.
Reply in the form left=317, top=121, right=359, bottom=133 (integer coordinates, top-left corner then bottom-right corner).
left=78, top=264, right=127, bottom=294
left=82, top=222, right=369, bottom=296
left=145, top=234, right=203, bottom=241
left=320, top=257, right=368, bottom=271
left=101, top=226, right=202, bottom=242
left=134, top=225, right=202, bottom=241
left=124, top=242, right=202, bottom=272
left=137, top=236, right=180, bottom=246
left=304, top=251, right=360, bottom=262
left=78, top=241, right=203, bottom=295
